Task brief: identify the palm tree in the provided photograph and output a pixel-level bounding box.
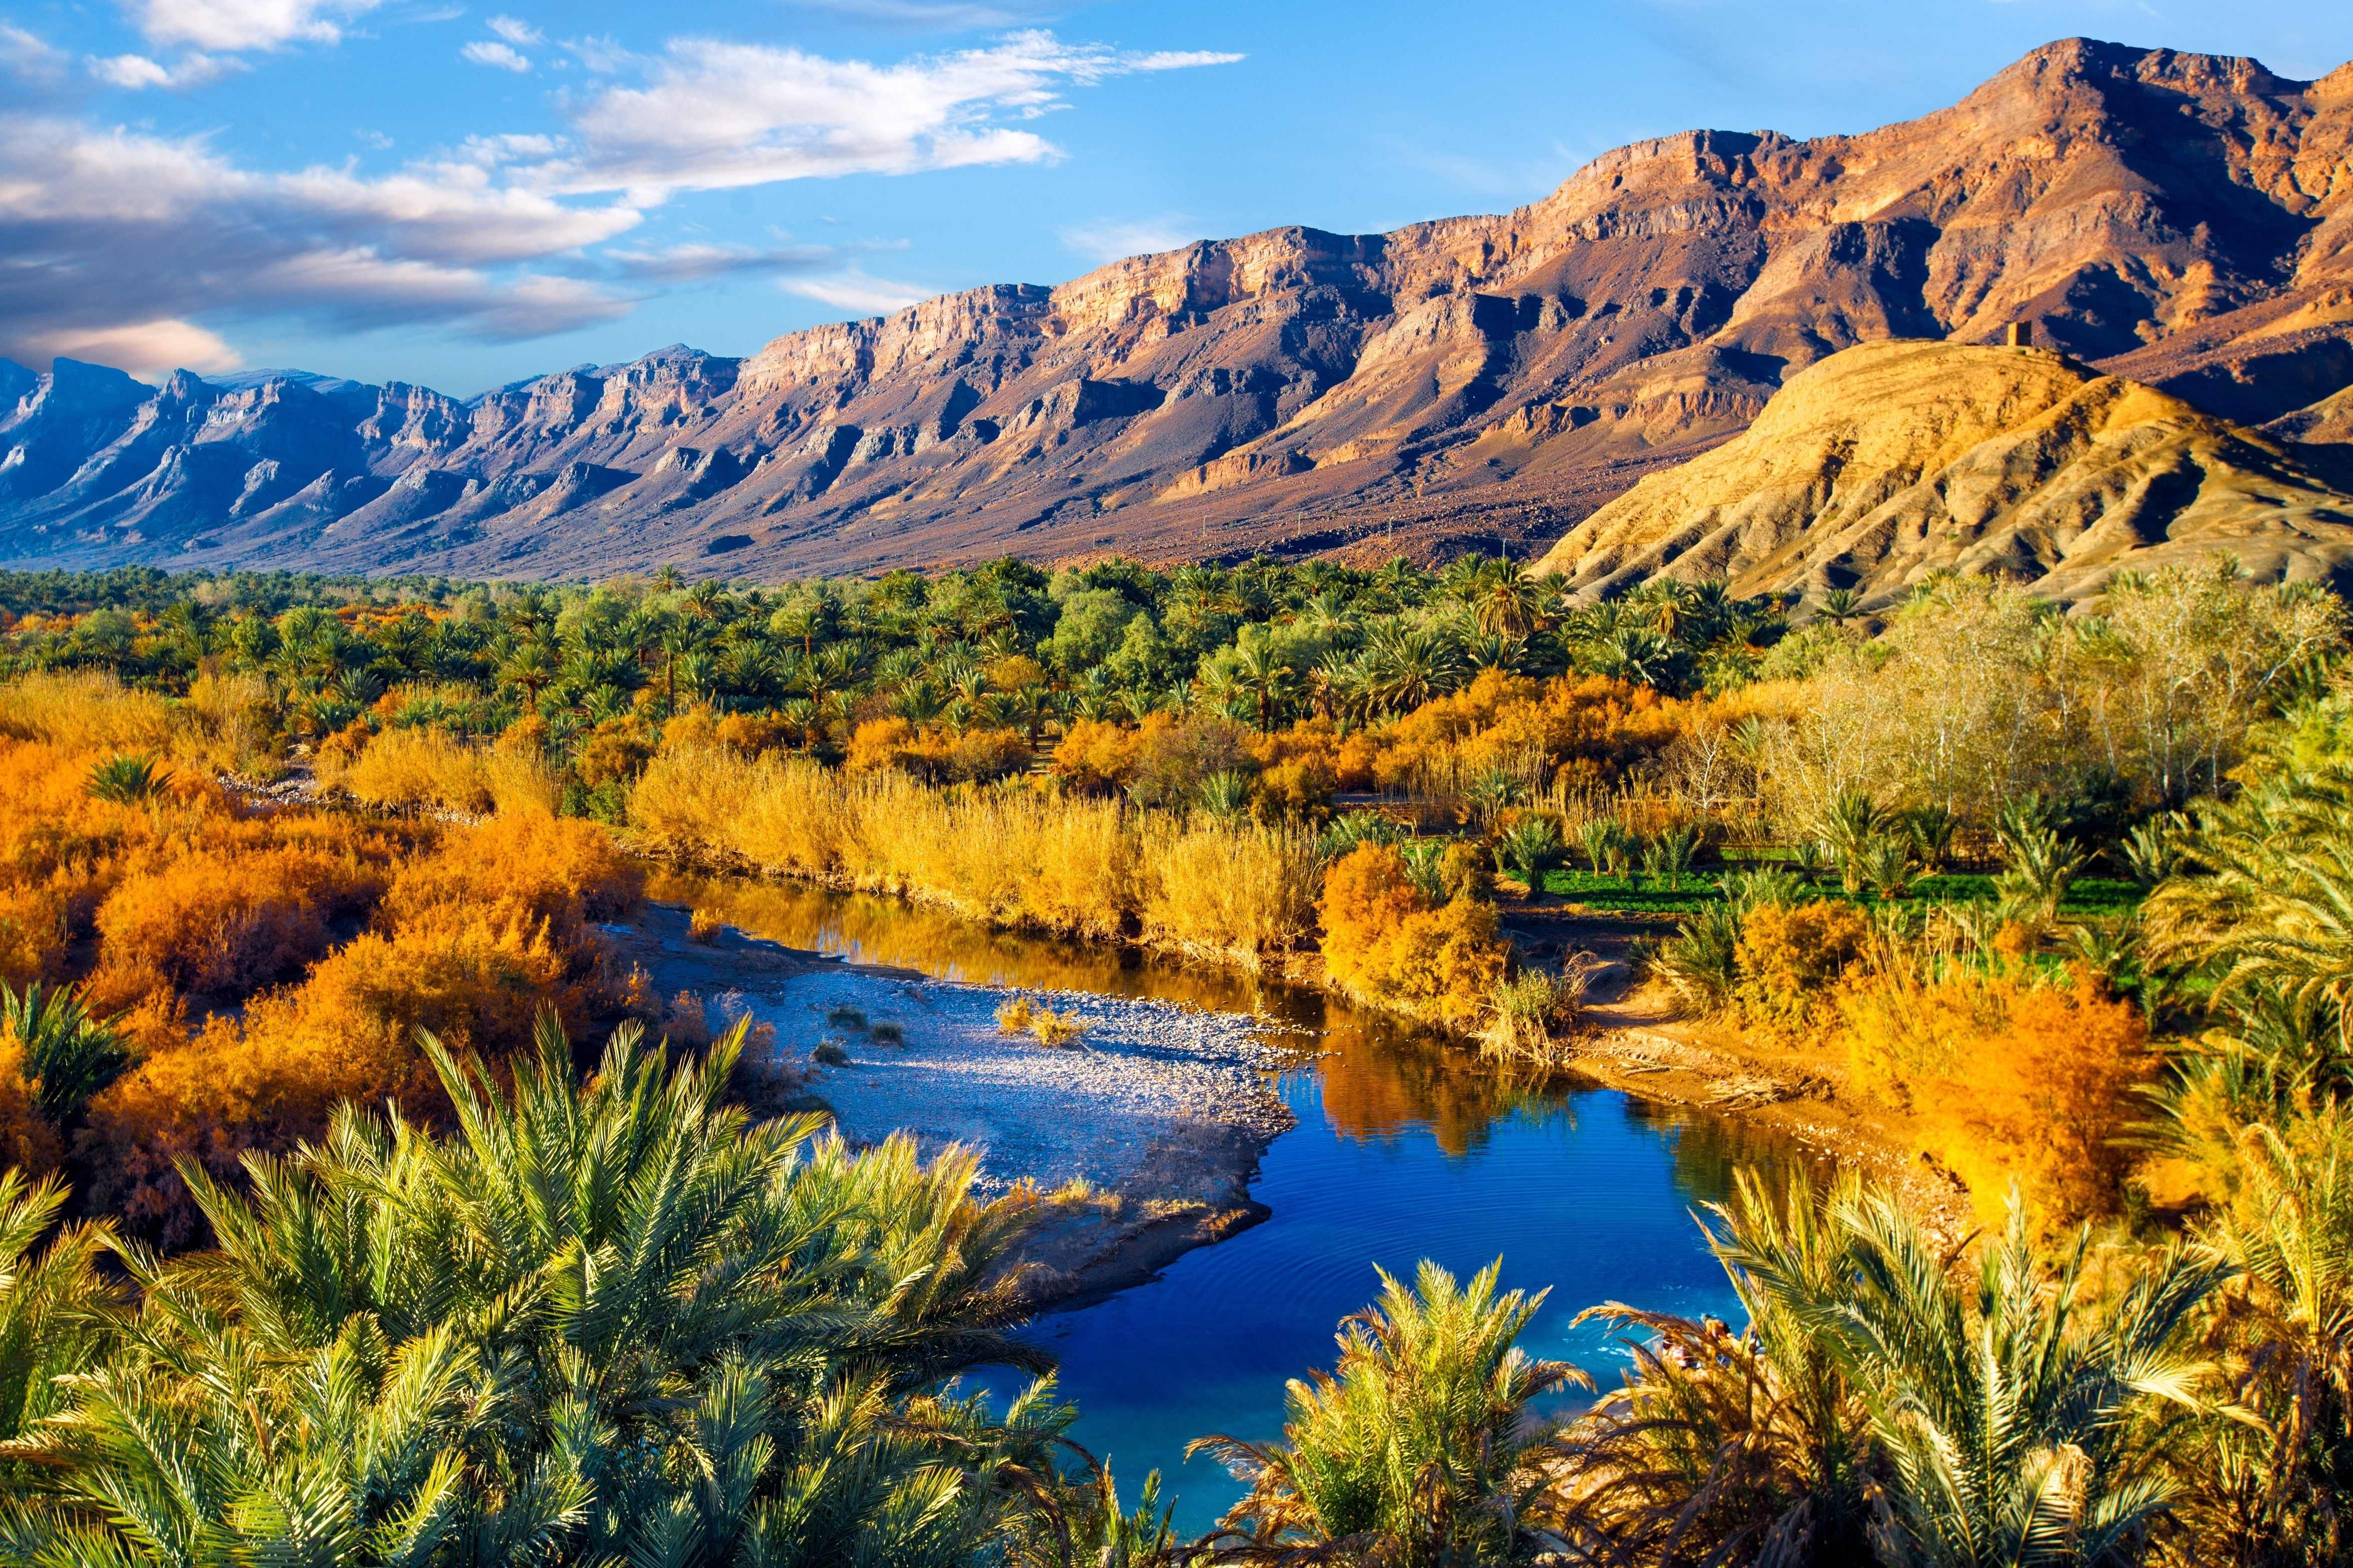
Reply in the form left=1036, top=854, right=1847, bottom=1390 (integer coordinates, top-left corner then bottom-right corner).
left=1808, top=1185, right=2218, bottom=1568
left=83, top=753, right=171, bottom=808
left=1817, top=585, right=1865, bottom=626
left=1191, top=1260, right=1584, bottom=1566
left=1, top=983, right=135, bottom=1133
left=1470, top=566, right=1545, bottom=641
left=1231, top=641, right=1298, bottom=734
left=1566, top=1174, right=2222, bottom=1568
left=1362, top=622, right=1463, bottom=716
left=0, top=1169, right=121, bottom=1465
left=2146, top=760, right=2353, bottom=1054
left=1561, top=1170, right=1877, bottom=1564
left=498, top=640, right=559, bottom=707
left=2168, top=1101, right=2353, bottom=1567
left=2, top=1017, right=1072, bottom=1566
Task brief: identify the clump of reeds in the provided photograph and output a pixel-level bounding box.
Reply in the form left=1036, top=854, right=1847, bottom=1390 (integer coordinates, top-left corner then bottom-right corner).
left=1029, top=1008, right=1085, bottom=1048
left=1479, top=964, right=1595, bottom=1069
left=870, top=1021, right=905, bottom=1046
left=629, top=737, right=1320, bottom=968
left=687, top=908, right=722, bottom=943
left=826, top=1005, right=867, bottom=1030
left=811, top=1038, right=850, bottom=1068
left=993, top=997, right=1035, bottom=1034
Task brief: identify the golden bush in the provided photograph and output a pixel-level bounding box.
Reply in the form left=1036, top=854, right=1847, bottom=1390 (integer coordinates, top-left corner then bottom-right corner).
left=573, top=718, right=658, bottom=788
left=1317, top=842, right=1509, bottom=1031
left=1140, top=817, right=1319, bottom=962
left=336, top=725, right=493, bottom=815
left=1839, top=969, right=2153, bottom=1221
left=0, top=670, right=176, bottom=753
left=1051, top=718, right=1143, bottom=794
left=630, top=733, right=1308, bottom=963
left=89, top=847, right=348, bottom=1003
left=0, top=1027, right=62, bottom=1175
left=1733, top=899, right=1870, bottom=1025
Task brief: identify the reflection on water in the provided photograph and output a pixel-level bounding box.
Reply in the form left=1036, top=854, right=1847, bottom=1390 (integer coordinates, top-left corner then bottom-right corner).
left=646, top=867, right=1820, bottom=1531
left=648, top=867, right=1612, bottom=1156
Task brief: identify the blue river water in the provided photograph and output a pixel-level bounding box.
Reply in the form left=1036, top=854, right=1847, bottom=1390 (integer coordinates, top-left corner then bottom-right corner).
left=645, top=869, right=1812, bottom=1534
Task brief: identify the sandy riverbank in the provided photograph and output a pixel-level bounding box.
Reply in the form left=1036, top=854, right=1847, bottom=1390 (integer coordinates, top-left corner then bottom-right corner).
left=603, top=903, right=1299, bottom=1305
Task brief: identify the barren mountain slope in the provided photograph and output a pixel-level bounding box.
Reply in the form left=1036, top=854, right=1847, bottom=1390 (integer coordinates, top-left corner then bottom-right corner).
left=3, top=36, right=2352, bottom=579
left=1531, top=340, right=2353, bottom=603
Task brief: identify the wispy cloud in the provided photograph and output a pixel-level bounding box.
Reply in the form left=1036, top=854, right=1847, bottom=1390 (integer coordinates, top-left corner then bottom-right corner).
left=9, top=318, right=243, bottom=378
left=1059, top=215, right=1199, bottom=263
left=0, top=22, right=65, bottom=83
left=0, top=112, right=641, bottom=371
left=781, top=268, right=932, bottom=316
left=541, top=30, right=1243, bottom=202
left=460, top=38, right=532, bottom=72
left=88, top=50, right=244, bottom=89
left=778, top=0, right=1063, bottom=28
left=610, top=242, right=839, bottom=283
left=486, top=15, right=542, bottom=45
left=1, top=25, right=1239, bottom=368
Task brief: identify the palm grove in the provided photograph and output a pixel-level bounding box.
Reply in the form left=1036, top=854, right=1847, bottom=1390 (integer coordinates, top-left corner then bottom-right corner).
left=0, top=548, right=2347, bottom=1566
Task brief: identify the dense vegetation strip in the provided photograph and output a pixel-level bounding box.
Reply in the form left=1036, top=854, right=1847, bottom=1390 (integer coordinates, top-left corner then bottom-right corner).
left=0, top=556, right=2347, bottom=1563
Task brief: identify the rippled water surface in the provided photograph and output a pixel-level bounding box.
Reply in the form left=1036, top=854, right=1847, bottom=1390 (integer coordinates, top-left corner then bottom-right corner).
left=649, top=869, right=1816, bottom=1533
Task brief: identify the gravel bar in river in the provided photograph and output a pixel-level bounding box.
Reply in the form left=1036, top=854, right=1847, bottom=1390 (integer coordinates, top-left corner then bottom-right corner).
left=604, top=902, right=1300, bottom=1303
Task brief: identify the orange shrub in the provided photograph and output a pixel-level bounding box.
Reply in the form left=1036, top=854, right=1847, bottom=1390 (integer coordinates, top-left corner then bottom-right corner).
left=847, top=717, right=919, bottom=776
left=87, top=845, right=376, bottom=1004
left=574, top=718, right=658, bottom=788
left=712, top=712, right=788, bottom=755
left=1318, top=842, right=1509, bottom=1031
left=0, top=874, right=75, bottom=988
left=1248, top=723, right=1359, bottom=815
left=1051, top=719, right=1143, bottom=794
left=82, top=816, right=634, bottom=1245
left=0, top=1027, right=62, bottom=1175
left=850, top=718, right=1030, bottom=785
left=1733, top=900, right=1870, bottom=1026
left=382, top=810, right=640, bottom=960
left=1374, top=671, right=1683, bottom=791
left=1839, top=970, right=2153, bottom=1221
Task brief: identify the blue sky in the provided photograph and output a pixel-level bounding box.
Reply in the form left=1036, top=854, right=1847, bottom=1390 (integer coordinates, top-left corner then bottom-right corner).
left=3, top=0, right=2350, bottom=396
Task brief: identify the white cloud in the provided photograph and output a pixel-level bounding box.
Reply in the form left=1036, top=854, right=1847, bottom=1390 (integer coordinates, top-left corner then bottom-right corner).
left=0, top=113, right=641, bottom=368
left=1059, top=216, right=1198, bottom=264
left=2, top=25, right=1240, bottom=371
left=461, top=39, right=532, bottom=72
left=781, top=269, right=932, bottom=316
left=541, top=30, right=1243, bottom=201
left=780, top=0, right=1049, bottom=26
left=562, top=34, right=639, bottom=75
left=458, top=133, right=563, bottom=166
left=486, top=15, right=543, bottom=45
left=11, top=319, right=242, bottom=379
left=129, top=0, right=387, bottom=52
left=612, top=242, right=837, bottom=282
left=88, top=50, right=242, bottom=89
left=1, top=23, right=64, bottom=82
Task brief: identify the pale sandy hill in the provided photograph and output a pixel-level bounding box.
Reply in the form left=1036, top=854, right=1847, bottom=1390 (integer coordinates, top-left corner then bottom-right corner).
left=1531, top=340, right=2353, bottom=604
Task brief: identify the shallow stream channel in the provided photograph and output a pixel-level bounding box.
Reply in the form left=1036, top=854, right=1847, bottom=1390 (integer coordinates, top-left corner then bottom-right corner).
left=629, top=868, right=1818, bottom=1534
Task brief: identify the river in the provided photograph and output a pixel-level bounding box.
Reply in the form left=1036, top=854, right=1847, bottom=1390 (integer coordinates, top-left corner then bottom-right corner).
left=645, top=868, right=1817, bottom=1534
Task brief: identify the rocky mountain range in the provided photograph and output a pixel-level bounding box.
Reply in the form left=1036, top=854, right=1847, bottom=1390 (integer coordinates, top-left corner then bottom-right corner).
left=3, top=36, right=2352, bottom=583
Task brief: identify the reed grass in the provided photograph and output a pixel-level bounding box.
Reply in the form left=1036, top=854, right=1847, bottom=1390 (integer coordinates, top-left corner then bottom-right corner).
left=631, top=737, right=1318, bottom=967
